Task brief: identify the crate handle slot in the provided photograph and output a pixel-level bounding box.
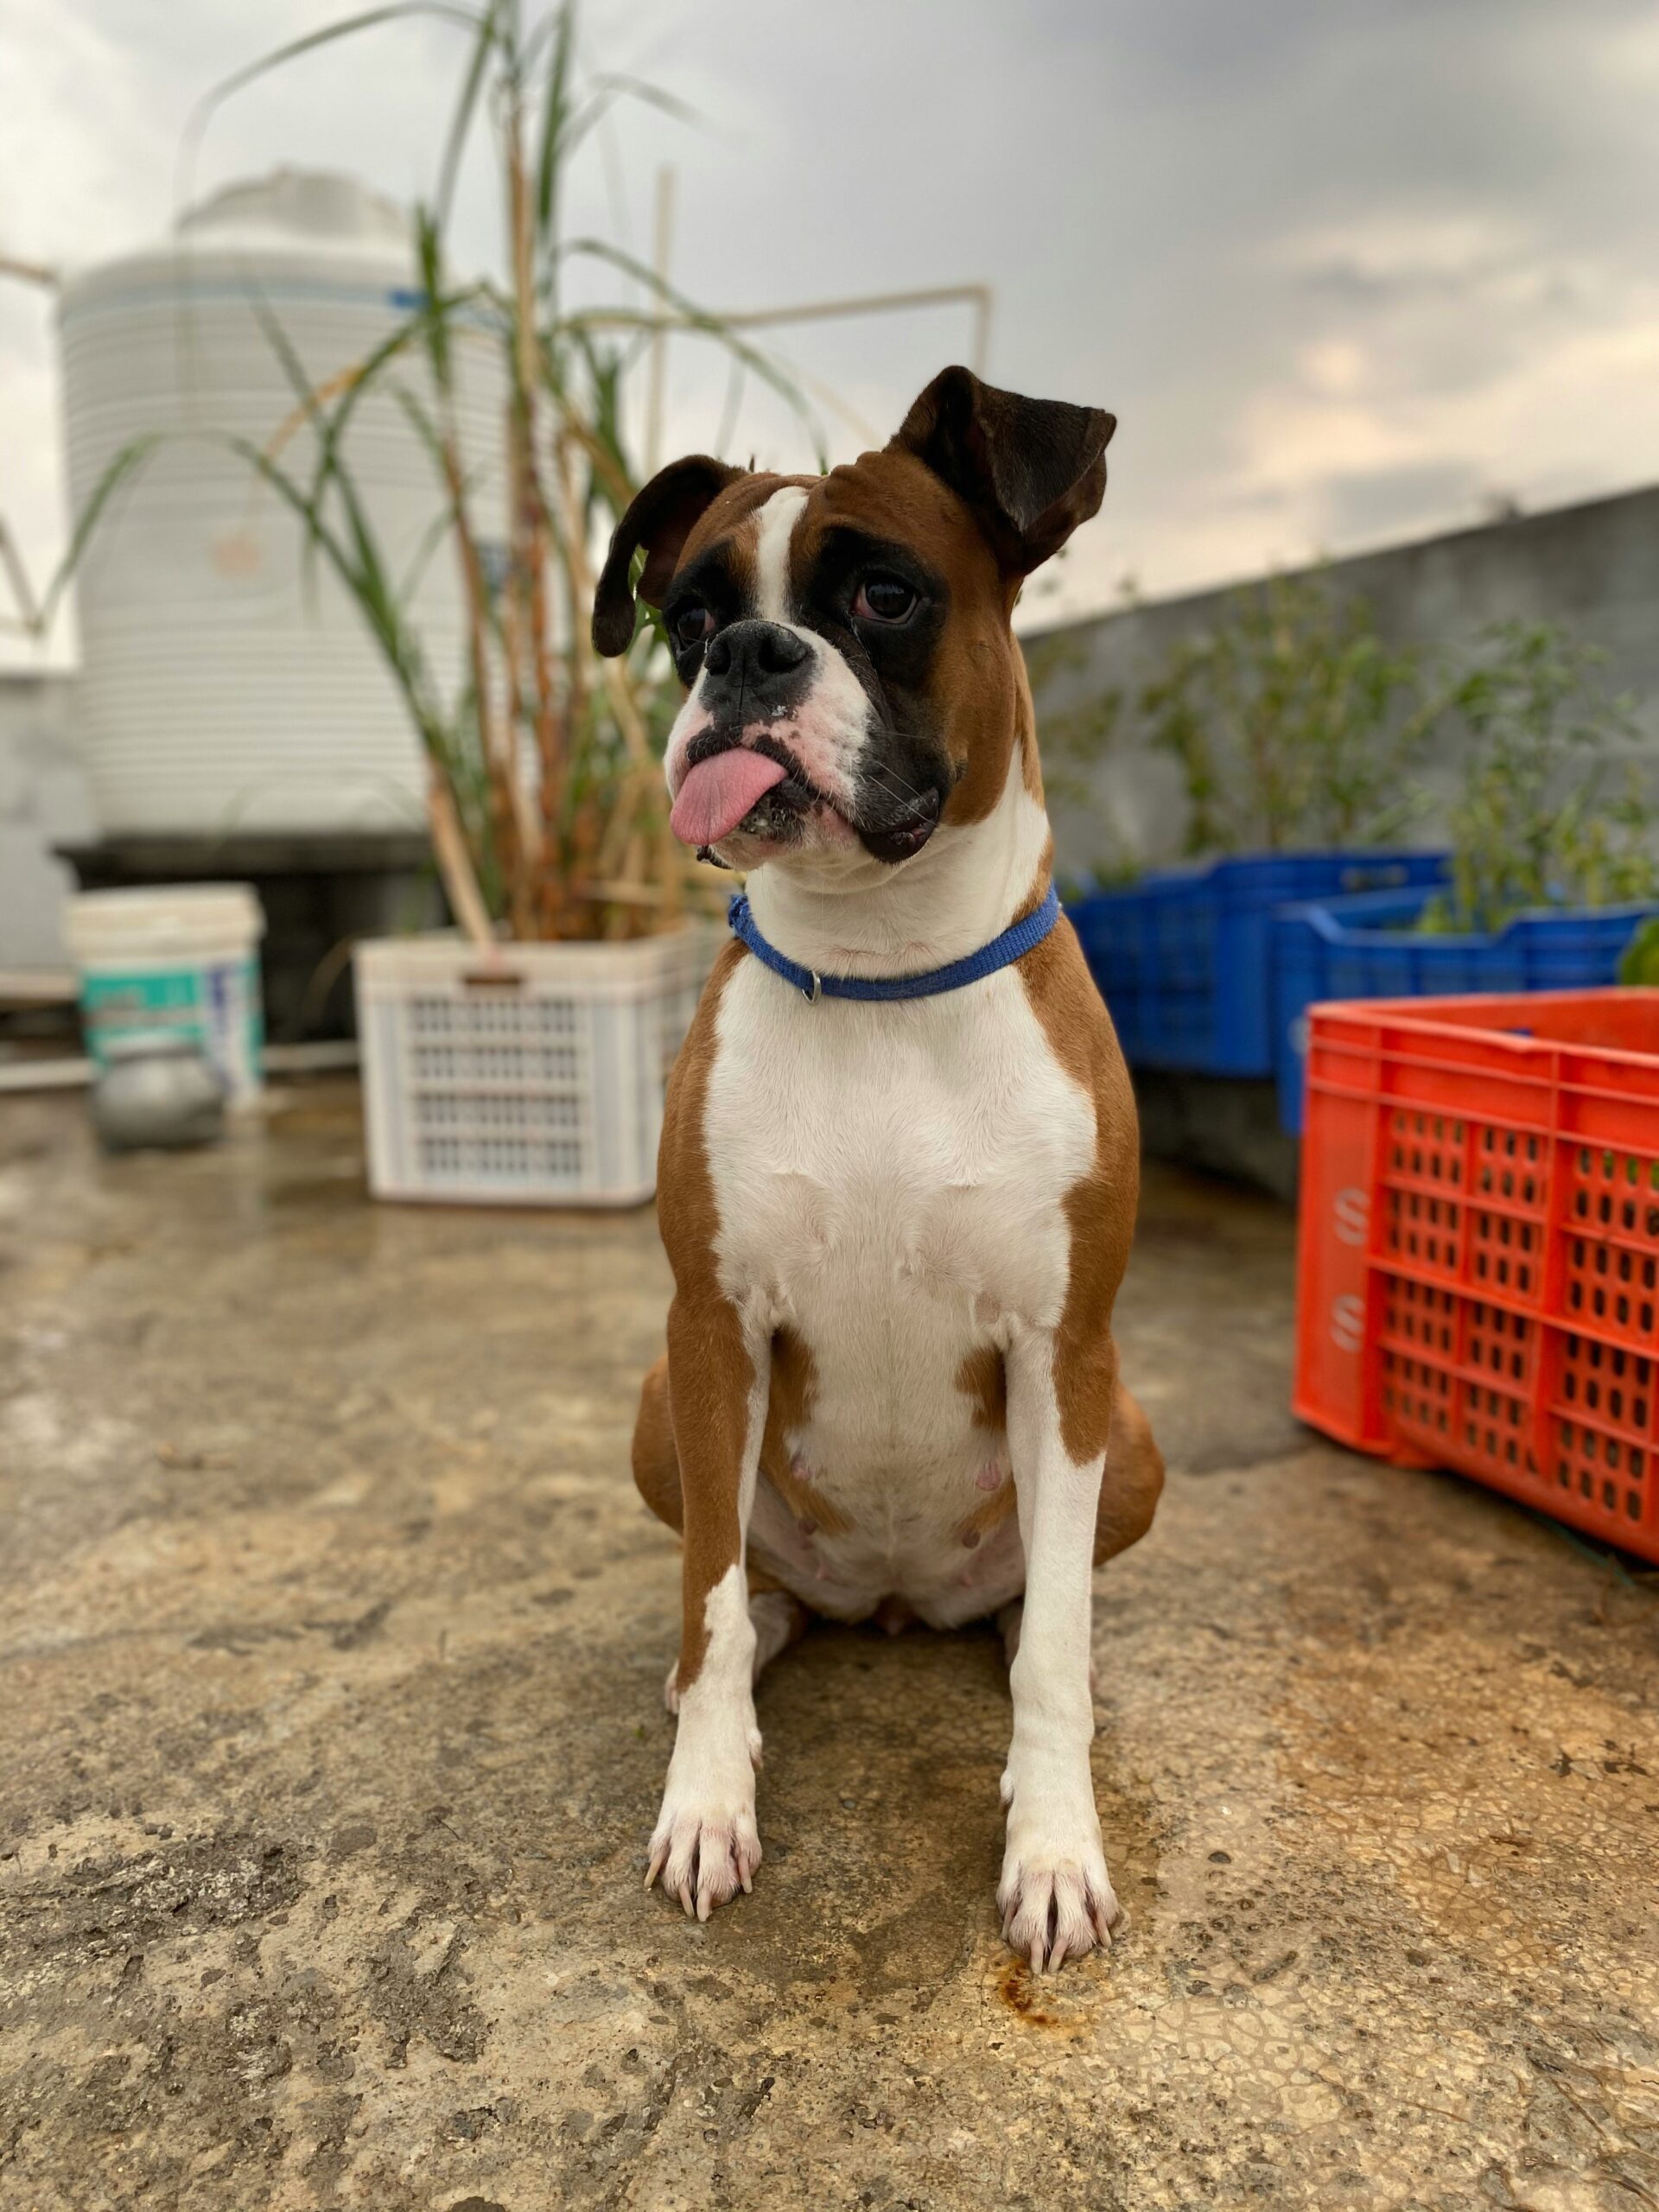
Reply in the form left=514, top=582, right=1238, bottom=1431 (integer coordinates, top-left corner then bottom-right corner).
left=461, top=968, right=526, bottom=992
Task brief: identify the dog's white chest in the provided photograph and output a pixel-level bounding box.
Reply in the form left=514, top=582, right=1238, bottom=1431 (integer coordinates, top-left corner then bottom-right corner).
left=702, top=957, right=1096, bottom=1622
left=707, top=957, right=1090, bottom=1325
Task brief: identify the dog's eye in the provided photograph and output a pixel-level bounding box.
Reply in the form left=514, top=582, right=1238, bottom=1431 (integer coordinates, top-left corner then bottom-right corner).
left=672, top=603, right=715, bottom=646
left=853, top=575, right=918, bottom=625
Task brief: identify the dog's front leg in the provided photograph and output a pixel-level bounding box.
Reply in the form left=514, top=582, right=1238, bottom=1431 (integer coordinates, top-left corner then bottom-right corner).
left=645, top=1294, right=769, bottom=1921
left=998, top=1327, right=1122, bottom=1972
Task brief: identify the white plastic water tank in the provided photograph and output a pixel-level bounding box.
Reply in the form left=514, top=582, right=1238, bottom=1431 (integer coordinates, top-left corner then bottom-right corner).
left=57, top=168, right=503, bottom=837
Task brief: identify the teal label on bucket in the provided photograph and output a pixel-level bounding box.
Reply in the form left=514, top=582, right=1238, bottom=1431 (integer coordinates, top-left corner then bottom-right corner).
left=80, top=955, right=264, bottom=1100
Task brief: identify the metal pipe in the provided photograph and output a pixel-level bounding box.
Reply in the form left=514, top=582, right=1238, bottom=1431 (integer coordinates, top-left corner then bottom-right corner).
left=578, top=283, right=995, bottom=377
left=0, top=252, right=58, bottom=289
left=717, top=283, right=993, bottom=375
left=644, top=166, right=676, bottom=474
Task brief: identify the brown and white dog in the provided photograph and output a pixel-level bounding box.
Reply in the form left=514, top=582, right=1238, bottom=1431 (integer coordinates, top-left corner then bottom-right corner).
left=592, top=366, right=1164, bottom=1973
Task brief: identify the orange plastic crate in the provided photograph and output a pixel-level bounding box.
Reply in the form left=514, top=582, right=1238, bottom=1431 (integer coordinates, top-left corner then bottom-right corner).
left=1294, top=988, right=1659, bottom=1561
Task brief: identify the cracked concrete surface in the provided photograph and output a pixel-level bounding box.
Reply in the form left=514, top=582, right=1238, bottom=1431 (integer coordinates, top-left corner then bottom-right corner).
left=2, top=1078, right=1657, bottom=2210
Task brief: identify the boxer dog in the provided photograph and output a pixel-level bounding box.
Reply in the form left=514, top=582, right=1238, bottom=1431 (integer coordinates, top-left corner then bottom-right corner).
left=592, top=366, right=1163, bottom=1973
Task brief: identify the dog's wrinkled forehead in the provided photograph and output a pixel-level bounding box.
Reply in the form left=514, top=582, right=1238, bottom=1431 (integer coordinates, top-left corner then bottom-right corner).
left=671, top=452, right=1003, bottom=625
left=671, top=473, right=807, bottom=614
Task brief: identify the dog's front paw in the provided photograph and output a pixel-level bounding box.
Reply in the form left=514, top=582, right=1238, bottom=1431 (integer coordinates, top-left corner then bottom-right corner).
left=646, top=1791, right=761, bottom=1922
left=997, top=1818, right=1122, bottom=1973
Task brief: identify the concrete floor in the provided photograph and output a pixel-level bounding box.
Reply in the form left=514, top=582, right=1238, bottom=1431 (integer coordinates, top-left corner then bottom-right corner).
left=3, top=1080, right=1658, bottom=2212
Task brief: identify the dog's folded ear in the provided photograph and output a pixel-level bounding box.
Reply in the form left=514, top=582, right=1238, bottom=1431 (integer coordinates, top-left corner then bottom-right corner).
left=592, top=455, right=741, bottom=657
left=891, top=365, right=1115, bottom=575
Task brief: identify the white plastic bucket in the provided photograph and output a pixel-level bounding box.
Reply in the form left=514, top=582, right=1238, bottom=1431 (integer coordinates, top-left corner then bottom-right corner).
left=65, top=885, right=266, bottom=1103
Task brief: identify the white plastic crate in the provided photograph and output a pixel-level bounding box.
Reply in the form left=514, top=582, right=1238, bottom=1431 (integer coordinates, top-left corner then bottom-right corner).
left=353, top=923, right=721, bottom=1207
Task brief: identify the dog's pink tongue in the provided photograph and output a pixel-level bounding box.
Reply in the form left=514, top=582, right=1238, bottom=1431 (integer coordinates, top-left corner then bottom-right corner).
left=670, top=749, right=788, bottom=846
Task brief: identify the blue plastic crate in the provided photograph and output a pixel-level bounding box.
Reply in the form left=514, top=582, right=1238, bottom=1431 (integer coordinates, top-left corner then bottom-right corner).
left=1273, top=887, right=1656, bottom=1133
left=1068, top=851, right=1448, bottom=1077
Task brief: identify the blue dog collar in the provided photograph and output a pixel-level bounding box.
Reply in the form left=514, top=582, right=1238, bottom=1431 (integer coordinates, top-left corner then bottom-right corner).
left=727, top=883, right=1062, bottom=1003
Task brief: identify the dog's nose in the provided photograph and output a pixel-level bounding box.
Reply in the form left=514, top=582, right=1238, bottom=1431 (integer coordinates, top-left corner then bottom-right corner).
left=702, top=619, right=810, bottom=705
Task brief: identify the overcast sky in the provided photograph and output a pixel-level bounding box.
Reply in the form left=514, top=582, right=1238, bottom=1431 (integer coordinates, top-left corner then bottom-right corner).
left=5, top=0, right=1659, bottom=665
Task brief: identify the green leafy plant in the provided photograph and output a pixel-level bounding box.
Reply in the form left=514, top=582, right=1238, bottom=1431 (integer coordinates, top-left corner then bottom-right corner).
left=1621, top=917, right=1659, bottom=986
left=1421, top=621, right=1657, bottom=936
left=1021, top=628, right=1128, bottom=874
left=1139, top=570, right=1433, bottom=855
left=47, top=0, right=817, bottom=945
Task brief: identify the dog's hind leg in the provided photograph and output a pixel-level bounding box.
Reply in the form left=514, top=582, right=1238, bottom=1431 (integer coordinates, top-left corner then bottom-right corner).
left=632, top=1353, right=684, bottom=1533
left=1093, top=1380, right=1165, bottom=1567
left=744, top=1582, right=808, bottom=1680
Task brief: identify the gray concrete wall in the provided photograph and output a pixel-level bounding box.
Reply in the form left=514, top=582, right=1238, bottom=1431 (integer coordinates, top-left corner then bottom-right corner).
left=1029, top=482, right=1659, bottom=881
left=0, top=673, right=92, bottom=968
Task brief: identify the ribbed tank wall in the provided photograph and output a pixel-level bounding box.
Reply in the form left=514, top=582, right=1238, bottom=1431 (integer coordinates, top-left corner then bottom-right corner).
left=57, top=171, right=504, bottom=837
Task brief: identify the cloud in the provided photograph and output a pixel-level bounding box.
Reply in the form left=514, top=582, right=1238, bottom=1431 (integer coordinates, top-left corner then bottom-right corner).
left=4, top=0, right=1659, bottom=664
